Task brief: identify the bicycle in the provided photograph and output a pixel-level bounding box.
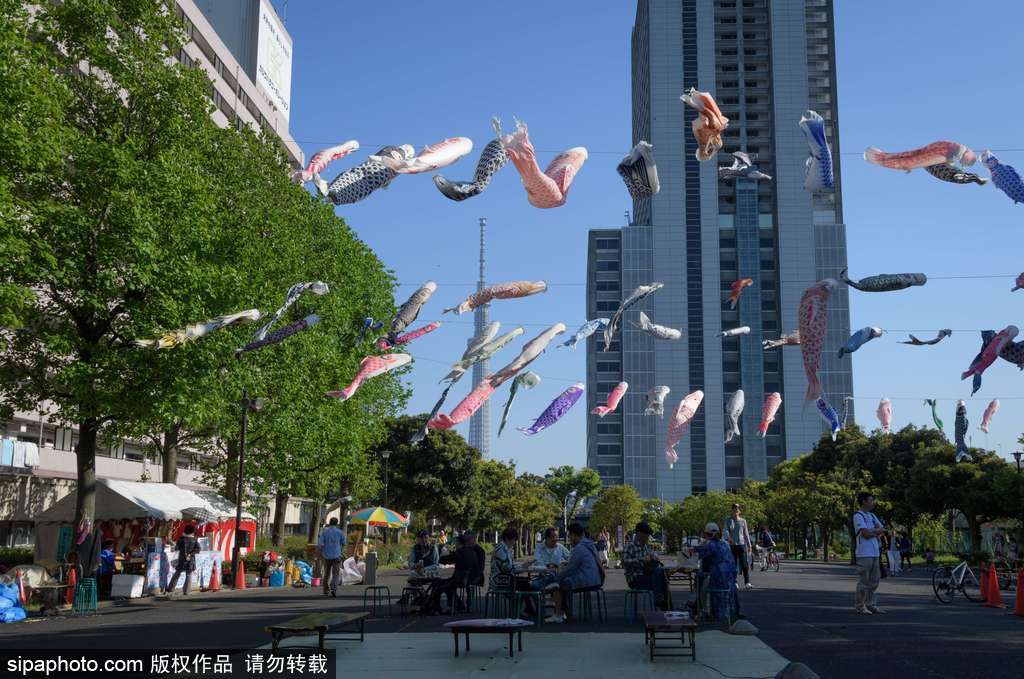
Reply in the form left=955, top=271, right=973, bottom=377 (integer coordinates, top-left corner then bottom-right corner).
left=932, top=560, right=983, bottom=603
left=754, top=546, right=780, bottom=572
left=992, top=556, right=1016, bottom=591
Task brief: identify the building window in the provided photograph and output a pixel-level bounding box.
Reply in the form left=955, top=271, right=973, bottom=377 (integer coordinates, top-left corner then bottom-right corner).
left=123, top=443, right=145, bottom=462
left=596, top=382, right=618, bottom=396
left=597, top=444, right=621, bottom=457
left=758, top=214, right=773, bottom=229
left=596, top=260, right=619, bottom=272
left=595, top=238, right=620, bottom=250
left=594, top=300, right=618, bottom=313
left=597, top=422, right=621, bottom=435
left=596, top=361, right=621, bottom=373
left=596, top=280, right=620, bottom=292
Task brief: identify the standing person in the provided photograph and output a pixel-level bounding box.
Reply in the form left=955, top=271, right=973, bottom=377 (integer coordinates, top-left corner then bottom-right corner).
left=898, top=533, right=913, bottom=571
left=993, top=529, right=1006, bottom=559
left=885, top=531, right=901, bottom=576
left=853, top=492, right=887, bottom=615
left=596, top=527, right=611, bottom=566
left=317, top=517, right=347, bottom=597
left=98, top=540, right=117, bottom=597
left=724, top=504, right=753, bottom=590
left=1007, top=535, right=1020, bottom=568
left=166, top=524, right=200, bottom=597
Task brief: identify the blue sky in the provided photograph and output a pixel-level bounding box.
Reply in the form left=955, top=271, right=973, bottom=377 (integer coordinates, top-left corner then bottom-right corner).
left=282, top=1, right=1024, bottom=475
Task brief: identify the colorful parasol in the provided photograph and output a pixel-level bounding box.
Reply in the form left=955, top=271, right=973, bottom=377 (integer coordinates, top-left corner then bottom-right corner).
left=348, top=506, right=408, bottom=528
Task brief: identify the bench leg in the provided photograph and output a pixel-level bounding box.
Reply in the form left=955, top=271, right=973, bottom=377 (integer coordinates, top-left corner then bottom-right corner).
left=272, top=632, right=280, bottom=653
left=465, top=632, right=470, bottom=652
left=360, top=617, right=365, bottom=643
left=518, top=630, right=523, bottom=652
left=318, top=630, right=325, bottom=651
left=509, top=632, right=513, bottom=658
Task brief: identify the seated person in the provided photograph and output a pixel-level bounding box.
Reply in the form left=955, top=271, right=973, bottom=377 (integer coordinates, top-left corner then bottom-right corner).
left=531, top=527, right=570, bottom=570
left=490, top=527, right=518, bottom=590
left=431, top=534, right=478, bottom=614
left=623, top=521, right=670, bottom=609
left=464, top=531, right=486, bottom=587
left=98, top=540, right=117, bottom=596
left=695, top=522, right=740, bottom=620
left=547, top=522, right=602, bottom=623
left=408, top=530, right=439, bottom=573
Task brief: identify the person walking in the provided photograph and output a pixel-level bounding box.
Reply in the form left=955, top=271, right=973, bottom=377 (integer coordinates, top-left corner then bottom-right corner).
left=596, top=527, right=611, bottom=566
left=898, top=533, right=912, bottom=571
left=724, top=504, right=753, bottom=590
left=886, top=531, right=902, bottom=576
left=166, top=524, right=201, bottom=597
left=853, top=492, right=887, bottom=615
left=318, top=517, right=347, bottom=597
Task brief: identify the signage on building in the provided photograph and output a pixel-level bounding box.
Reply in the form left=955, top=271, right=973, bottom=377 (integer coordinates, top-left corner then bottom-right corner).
left=256, top=0, right=292, bottom=121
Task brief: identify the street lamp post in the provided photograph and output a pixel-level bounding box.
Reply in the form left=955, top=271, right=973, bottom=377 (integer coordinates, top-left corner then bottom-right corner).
left=231, top=391, right=265, bottom=585
left=1013, top=451, right=1022, bottom=473
left=381, top=451, right=391, bottom=506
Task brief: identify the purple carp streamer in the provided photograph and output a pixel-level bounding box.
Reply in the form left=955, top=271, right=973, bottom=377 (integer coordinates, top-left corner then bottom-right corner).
left=617, top=141, right=660, bottom=198
left=254, top=281, right=329, bottom=341
left=443, top=280, right=547, bottom=315
left=840, top=269, right=926, bottom=292
left=133, top=309, right=261, bottom=350
left=236, top=314, right=320, bottom=357
left=604, top=282, right=664, bottom=352
left=518, top=383, right=584, bottom=436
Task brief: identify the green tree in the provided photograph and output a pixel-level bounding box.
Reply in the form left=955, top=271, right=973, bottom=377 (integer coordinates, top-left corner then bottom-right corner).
left=590, top=485, right=642, bottom=544
left=640, top=498, right=668, bottom=533
left=543, top=465, right=602, bottom=529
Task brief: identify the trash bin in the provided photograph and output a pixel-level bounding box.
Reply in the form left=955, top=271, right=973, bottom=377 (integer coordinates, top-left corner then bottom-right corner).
left=364, top=552, right=377, bottom=586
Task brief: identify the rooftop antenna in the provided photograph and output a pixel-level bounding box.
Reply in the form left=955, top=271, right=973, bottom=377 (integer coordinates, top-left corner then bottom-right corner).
left=624, top=209, right=631, bottom=226
left=468, top=218, right=491, bottom=458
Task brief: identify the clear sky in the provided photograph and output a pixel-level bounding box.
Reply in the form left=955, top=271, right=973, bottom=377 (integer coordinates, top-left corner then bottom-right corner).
left=281, top=1, right=1024, bottom=475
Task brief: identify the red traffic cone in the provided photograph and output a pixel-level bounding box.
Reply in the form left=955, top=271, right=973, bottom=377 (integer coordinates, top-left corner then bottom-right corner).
left=209, top=560, right=221, bottom=592
left=15, top=569, right=27, bottom=605
left=65, top=567, right=77, bottom=606
left=985, top=564, right=1005, bottom=609
left=233, top=559, right=246, bottom=590
left=979, top=562, right=988, bottom=604
left=1011, top=569, right=1024, bottom=617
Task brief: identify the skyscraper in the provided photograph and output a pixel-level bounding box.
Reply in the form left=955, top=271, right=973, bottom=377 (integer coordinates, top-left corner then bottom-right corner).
left=468, top=218, right=491, bottom=458
left=586, top=0, right=852, bottom=501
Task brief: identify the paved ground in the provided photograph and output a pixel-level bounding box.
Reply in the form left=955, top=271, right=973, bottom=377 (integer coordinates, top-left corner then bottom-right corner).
left=2, top=560, right=1023, bottom=677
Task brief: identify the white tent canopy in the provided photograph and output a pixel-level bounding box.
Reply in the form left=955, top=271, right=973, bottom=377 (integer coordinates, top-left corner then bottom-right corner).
left=35, top=479, right=254, bottom=523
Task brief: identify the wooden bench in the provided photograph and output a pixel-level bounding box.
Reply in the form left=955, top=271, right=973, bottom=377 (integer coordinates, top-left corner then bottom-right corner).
left=265, top=612, right=368, bottom=652
left=443, top=619, right=534, bottom=658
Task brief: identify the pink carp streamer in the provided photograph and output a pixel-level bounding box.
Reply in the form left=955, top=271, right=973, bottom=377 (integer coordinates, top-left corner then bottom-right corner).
left=876, top=397, right=892, bottom=434
left=758, top=392, right=782, bottom=438
left=373, top=137, right=473, bottom=174
left=980, top=399, right=1000, bottom=433
left=326, top=353, right=411, bottom=402
left=295, top=141, right=359, bottom=182
left=427, top=380, right=496, bottom=430
left=592, top=382, right=628, bottom=418
left=500, top=119, right=588, bottom=208
left=376, top=322, right=440, bottom=350
left=863, top=140, right=975, bottom=171
left=680, top=88, right=729, bottom=161
left=443, top=280, right=547, bottom=315
left=665, top=390, right=704, bottom=469
left=961, top=325, right=1018, bottom=381
left=798, top=279, right=837, bottom=401
left=729, top=278, right=753, bottom=309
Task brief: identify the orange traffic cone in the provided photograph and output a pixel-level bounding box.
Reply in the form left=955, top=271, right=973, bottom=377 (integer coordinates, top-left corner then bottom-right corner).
left=985, top=564, right=1005, bottom=609
left=233, top=559, right=246, bottom=590
left=979, top=562, right=988, bottom=604
left=209, top=560, right=221, bottom=592
left=15, top=569, right=26, bottom=605
left=65, top=567, right=77, bottom=606
left=1011, top=569, right=1024, bottom=617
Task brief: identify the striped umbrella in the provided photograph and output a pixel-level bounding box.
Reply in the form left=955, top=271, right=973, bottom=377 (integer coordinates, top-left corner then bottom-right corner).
left=348, top=506, right=408, bottom=528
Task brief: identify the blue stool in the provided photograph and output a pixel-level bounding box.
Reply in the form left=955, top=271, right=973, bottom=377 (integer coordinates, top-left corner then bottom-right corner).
left=363, top=585, right=391, bottom=617
left=624, top=588, right=655, bottom=623
left=72, top=578, right=98, bottom=617
left=572, top=586, right=607, bottom=622
left=484, top=589, right=515, bottom=617
left=515, top=590, right=544, bottom=626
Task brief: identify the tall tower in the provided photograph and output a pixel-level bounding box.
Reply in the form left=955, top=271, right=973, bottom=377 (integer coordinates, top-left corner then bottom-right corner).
left=586, top=0, right=853, bottom=501
left=468, top=218, right=491, bottom=458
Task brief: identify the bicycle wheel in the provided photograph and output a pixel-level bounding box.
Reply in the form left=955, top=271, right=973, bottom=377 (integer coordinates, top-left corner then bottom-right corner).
left=771, top=554, right=780, bottom=572
left=932, top=567, right=954, bottom=603
left=997, top=568, right=1013, bottom=591
left=960, top=566, right=984, bottom=602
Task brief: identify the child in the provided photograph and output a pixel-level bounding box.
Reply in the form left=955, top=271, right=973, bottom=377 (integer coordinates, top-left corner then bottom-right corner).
left=925, top=547, right=935, bottom=566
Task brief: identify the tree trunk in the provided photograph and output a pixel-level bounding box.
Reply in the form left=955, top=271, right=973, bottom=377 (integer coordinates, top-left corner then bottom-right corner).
left=74, top=417, right=99, bottom=529
left=223, top=438, right=239, bottom=504
left=307, top=499, right=323, bottom=544
left=337, top=479, right=353, bottom=532
left=822, top=527, right=831, bottom=562
left=272, top=491, right=289, bottom=547
left=161, top=423, right=180, bottom=484
left=967, top=515, right=982, bottom=553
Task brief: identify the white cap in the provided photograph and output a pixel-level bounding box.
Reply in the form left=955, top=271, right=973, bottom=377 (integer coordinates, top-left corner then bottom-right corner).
left=705, top=522, right=720, bottom=534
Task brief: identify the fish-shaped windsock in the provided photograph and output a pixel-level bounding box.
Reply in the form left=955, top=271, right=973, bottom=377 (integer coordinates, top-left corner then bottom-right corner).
left=1013, top=273, right=1024, bottom=292
left=900, top=329, right=952, bottom=346
left=981, top=151, right=1024, bottom=205
left=519, top=383, right=584, bottom=436
left=799, top=110, right=834, bottom=192
left=467, top=321, right=501, bottom=354
left=841, top=396, right=854, bottom=427
left=320, top=144, right=414, bottom=205
left=645, top=386, right=671, bottom=417
left=665, top=390, right=704, bottom=469
left=326, top=353, right=411, bottom=402
left=632, top=311, right=681, bottom=341
left=295, top=141, right=360, bottom=183
left=721, top=326, right=751, bottom=338
left=500, top=119, right=587, bottom=209
left=427, top=379, right=496, bottom=431
left=728, top=278, right=753, bottom=309
left=253, top=281, right=329, bottom=341
left=559, top=319, right=609, bottom=350
left=434, top=119, right=508, bottom=202
left=838, top=327, right=883, bottom=358
left=816, top=397, right=841, bottom=441
left=680, top=88, right=729, bottom=161
left=980, top=399, right=999, bottom=433
left=592, top=382, right=628, bottom=418
left=961, top=325, right=1018, bottom=382
left=799, top=279, right=836, bottom=401
left=954, top=400, right=970, bottom=462
left=489, top=323, right=566, bottom=388
left=390, top=281, right=437, bottom=342
left=763, top=331, right=800, bottom=350
left=719, top=151, right=771, bottom=181
left=604, top=282, right=664, bottom=352
left=373, top=137, right=472, bottom=175
left=497, top=371, right=541, bottom=437
left=968, top=330, right=997, bottom=395
left=376, top=322, right=440, bottom=350
left=999, top=336, right=1024, bottom=370
left=236, top=314, right=320, bottom=357
left=924, top=163, right=987, bottom=186
left=758, top=392, right=782, bottom=438
left=443, top=280, right=547, bottom=315
left=864, top=141, right=975, bottom=172
left=358, top=317, right=384, bottom=342
left=876, top=397, right=892, bottom=434
left=724, top=389, right=745, bottom=443
left=617, top=141, right=660, bottom=199
left=443, top=326, right=524, bottom=383
left=840, top=269, right=927, bottom=293
left=924, top=399, right=944, bottom=432
left=133, top=309, right=261, bottom=350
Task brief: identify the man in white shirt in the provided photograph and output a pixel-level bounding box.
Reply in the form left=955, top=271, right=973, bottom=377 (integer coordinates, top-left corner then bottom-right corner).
left=531, top=528, right=570, bottom=570
left=852, top=492, right=887, bottom=615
